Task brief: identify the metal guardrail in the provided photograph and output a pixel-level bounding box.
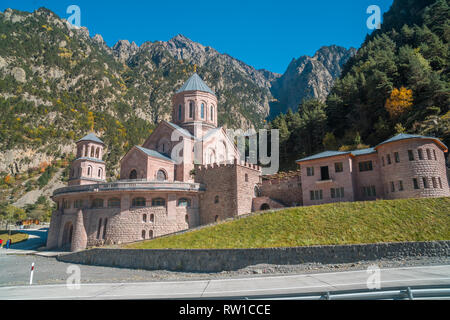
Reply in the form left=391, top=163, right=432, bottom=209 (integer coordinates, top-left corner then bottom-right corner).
left=250, top=286, right=450, bottom=300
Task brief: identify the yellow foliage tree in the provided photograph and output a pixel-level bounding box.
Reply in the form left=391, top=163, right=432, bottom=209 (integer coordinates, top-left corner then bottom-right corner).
left=385, top=87, right=413, bottom=118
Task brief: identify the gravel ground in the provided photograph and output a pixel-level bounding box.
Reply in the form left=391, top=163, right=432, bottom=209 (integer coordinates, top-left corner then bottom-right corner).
left=0, top=253, right=449, bottom=287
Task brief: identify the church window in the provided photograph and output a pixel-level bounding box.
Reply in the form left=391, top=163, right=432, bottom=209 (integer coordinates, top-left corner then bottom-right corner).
left=157, top=170, right=167, bottom=181
left=178, top=105, right=182, bottom=121
left=97, top=219, right=102, bottom=239
left=92, top=199, right=104, bottom=208
left=103, top=218, right=108, bottom=239
left=189, top=102, right=194, bottom=118
left=108, top=198, right=121, bottom=208
left=150, top=214, right=155, bottom=222
left=91, top=147, right=95, bottom=158
left=143, top=214, right=147, bottom=222
left=87, top=166, right=92, bottom=176
left=95, top=147, right=100, bottom=159
left=152, top=198, right=166, bottom=207
left=129, top=169, right=138, bottom=180
left=132, top=197, right=146, bottom=208
left=201, top=103, right=205, bottom=119
left=215, top=195, right=219, bottom=204
left=149, top=230, right=154, bottom=238
left=210, top=105, right=214, bottom=121
left=178, top=198, right=191, bottom=208
left=98, top=168, right=102, bottom=178
left=142, top=230, right=146, bottom=239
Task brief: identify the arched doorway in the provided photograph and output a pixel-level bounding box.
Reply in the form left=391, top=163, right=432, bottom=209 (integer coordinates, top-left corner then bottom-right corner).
left=260, top=203, right=270, bottom=211
left=62, top=222, right=73, bottom=248
left=129, top=169, right=138, bottom=180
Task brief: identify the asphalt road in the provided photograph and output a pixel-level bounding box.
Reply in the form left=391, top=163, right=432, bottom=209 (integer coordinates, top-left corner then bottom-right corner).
left=0, top=265, right=449, bottom=300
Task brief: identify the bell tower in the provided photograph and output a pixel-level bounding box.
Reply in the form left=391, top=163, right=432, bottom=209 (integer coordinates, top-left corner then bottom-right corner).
left=172, top=73, right=218, bottom=137
left=69, top=133, right=107, bottom=186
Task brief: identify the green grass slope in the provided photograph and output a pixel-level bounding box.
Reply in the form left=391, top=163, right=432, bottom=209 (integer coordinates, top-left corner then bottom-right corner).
left=124, top=197, right=450, bottom=249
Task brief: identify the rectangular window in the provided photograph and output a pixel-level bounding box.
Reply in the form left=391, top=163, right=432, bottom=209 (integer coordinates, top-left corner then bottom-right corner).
left=432, top=177, right=437, bottom=189
left=399, top=181, right=404, bottom=191
left=335, top=162, right=343, bottom=173
left=413, top=178, right=419, bottom=190
left=394, top=152, right=400, bottom=163
left=426, top=149, right=432, bottom=160
left=331, top=188, right=344, bottom=198
left=359, top=161, right=373, bottom=172
left=74, top=200, right=83, bottom=209
left=387, top=154, right=392, bottom=165
left=320, top=166, right=330, bottom=180
left=408, top=150, right=414, bottom=161
left=418, top=149, right=424, bottom=160
left=433, top=149, right=437, bottom=161
left=423, top=177, right=429, bottom=189
left=391, top=182, right=395, bottom=193
left=307, top=167, right=314, bottom=177
left=310, top=190, right=314, bottom=201
left=311, top=190, right=323, bottom=201
left=363, top=186, right=376, bottom=197
left=438, top=177, right=443, bottom=189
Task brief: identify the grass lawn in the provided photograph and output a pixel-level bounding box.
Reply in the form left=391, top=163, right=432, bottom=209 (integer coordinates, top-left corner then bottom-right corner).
left=0, top=230, right=29, bottom=245
left=124, top=197, right=450, bottom=249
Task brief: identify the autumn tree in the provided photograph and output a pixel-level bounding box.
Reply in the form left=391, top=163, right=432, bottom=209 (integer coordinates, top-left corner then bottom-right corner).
left=385, top=87, right=414, bottom=119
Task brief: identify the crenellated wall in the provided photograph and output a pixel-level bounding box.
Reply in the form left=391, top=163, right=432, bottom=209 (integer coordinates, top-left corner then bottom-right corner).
left=195, top=160, right=261, bottom=224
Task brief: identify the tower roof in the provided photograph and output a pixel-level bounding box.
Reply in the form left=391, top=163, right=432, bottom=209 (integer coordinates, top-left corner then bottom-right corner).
left=77, top=133, right=104, bottom=145
left=176, top=73, right=215, bottom=95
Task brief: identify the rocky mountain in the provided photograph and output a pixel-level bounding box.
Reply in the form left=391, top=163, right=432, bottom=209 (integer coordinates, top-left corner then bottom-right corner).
left=0, top=7, right=353, bottom=211
left=269, top=45, right=356, bottom=117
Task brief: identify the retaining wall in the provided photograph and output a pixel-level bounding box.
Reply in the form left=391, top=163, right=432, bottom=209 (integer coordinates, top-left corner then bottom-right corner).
left=57, top=241, right=450, bottom=273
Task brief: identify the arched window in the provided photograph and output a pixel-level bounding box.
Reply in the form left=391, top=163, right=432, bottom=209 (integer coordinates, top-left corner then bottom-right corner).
left=189, top=102, right=194, bottom=118
left=214, top=195, right=219, bottom=204
left=150, top=214, right=155, bottom=223
left=103, top=218, right=108, bottom=239
left=92, top=198, right=104, bottom=208
left=201, top=103, right=205, bottom=119
left=108, top=198, right=121, bottom=208
left=260, top=203, right=270, bottom=211
left=142, top=230, right=146, bottom=239
left=210, top=105, right=214, bottom=121
left=254, top=186, right=260, bottom=197
left=95, top=147, right=100, bottom=159
left=156, top=170, right=167, bottom=181
left=132, top=197, right=146, bottom=208
left=129, top=169, right=137, bottom=180
left=87, top=166, right=92, bottom=176
left=178, top=198, right=191, bottom=208
left=84, top=146, right=89, bottom=157
left=149, top=230, right=154, bottom=239
left=185, top=215, right=189, bottom=223
left=178, top=104, right=182, bottom=121
left=143, top=214, right=147, bottom=222
left=98, top=168, right=102, bottom=178
left=245, top=174, right=249, bottom=182
left=152, top=198, right=166, bottom=207
left=96, top=218, right=102, bottom=239
left=91, top=146, right=95, bottom=158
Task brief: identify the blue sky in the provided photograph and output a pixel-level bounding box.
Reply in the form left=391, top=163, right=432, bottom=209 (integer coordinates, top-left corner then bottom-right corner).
left=1, top=0, right=393, bottom=74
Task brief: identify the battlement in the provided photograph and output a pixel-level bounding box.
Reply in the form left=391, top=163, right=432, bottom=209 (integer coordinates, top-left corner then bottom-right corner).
left=196, top=159, right=261, bottom=172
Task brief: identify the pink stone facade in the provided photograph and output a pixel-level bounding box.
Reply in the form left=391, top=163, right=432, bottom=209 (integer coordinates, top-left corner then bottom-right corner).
left=297, top=136, right=449, bottom=207
left=47, top=73, right=449, bottom=252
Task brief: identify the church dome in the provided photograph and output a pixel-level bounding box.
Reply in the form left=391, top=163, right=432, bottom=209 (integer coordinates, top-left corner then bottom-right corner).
left=176, top=73, right=215, bottom=95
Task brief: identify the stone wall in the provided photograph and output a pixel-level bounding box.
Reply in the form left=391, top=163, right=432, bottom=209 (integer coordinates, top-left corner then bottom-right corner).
left=58, top=241, right=450, bottom=273
left=259, top=173, right=302, bottom=206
